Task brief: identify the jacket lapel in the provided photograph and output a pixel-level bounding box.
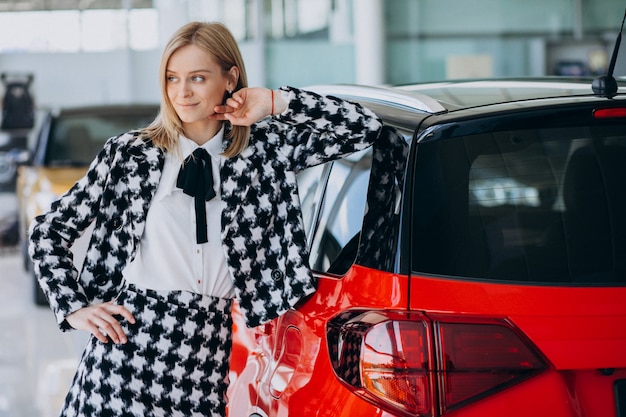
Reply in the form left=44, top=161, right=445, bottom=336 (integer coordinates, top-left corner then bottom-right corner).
left=126, top=136, right=164, bottom=238
left=220, top=143, right=259, bottom=226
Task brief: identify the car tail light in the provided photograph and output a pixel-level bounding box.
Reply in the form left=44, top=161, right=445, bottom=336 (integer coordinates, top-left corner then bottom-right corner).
left=435, top=319, right=549, bottom=412
left=362, top=319, right=432, bottom=415
left=593, top=107, right=626, bottom=118
left=327, top=311, right=549, bottom=416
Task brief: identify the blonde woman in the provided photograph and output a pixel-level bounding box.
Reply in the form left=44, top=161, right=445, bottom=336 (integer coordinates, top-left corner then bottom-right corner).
left=30, top=21, right=382, bottom=417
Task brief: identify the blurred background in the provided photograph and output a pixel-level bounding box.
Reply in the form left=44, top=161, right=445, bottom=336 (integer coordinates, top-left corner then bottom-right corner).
left=1, top=0, right=626, bottom=416
left=0, top=0, right=624, bottom=109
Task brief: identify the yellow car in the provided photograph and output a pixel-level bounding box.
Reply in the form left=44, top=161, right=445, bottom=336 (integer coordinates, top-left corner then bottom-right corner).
left=17, top=104, right=159, bottom=304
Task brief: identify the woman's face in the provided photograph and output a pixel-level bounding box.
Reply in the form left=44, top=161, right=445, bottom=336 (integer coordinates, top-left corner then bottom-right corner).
left=166, top=44, right=235, bottom=136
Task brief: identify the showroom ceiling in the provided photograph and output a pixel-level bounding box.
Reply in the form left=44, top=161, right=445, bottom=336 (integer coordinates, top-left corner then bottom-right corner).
left=0, top=0, right=152, bottom=11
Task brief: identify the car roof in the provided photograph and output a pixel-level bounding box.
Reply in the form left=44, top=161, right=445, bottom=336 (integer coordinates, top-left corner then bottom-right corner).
left=312, top=77, right=626, bottom=113
left=309, top=78, right=626, bottom=132
left=397, top=77, right=626, bottom=110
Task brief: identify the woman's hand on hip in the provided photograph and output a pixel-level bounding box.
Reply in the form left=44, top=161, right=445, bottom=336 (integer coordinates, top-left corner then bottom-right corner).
left=65, top=302, right=135, bottom=344
left=211, top=87, right=287, bottom=126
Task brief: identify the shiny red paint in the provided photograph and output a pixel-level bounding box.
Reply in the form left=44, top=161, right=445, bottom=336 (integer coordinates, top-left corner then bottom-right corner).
left=228, top=265, right=409, bottom=417
left=408, top=275, right=626, bottom=417
left=228, top=267, right=626, bottom=417
left=409, top=275, right=626, bottom=369
left=437, top=369, right=626, bottom=417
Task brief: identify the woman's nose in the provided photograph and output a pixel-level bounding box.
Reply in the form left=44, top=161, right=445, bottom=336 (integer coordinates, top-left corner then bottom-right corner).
left=177, top=80, right=191, bottom=97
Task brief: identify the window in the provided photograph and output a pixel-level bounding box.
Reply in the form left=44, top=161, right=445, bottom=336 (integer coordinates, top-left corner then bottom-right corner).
left=296, top=163, right=327, bottom=241
left=308, top=148, right=371, bottom=273
left=267, top=0, right=333, bottom=39
left=0, top=8, right=157, bottom=53
left=412, top=125, right=626, bottom=284
left=306, top=125, right=409, bottom=275
left=45, top=107, right=157, bottom=166
left=191, top=0, right=259, bottom=41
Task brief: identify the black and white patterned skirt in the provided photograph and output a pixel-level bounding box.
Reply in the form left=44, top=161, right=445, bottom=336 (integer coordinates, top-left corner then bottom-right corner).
left=60, top=284, right=233, bottom=417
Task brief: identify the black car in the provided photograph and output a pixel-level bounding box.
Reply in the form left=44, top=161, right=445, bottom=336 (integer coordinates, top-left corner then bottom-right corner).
left=0, top=131, right=29, bottom=191
left=0, top=72, right=35, bottom=191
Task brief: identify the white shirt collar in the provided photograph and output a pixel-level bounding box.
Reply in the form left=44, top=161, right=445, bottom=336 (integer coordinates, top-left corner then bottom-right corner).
left=178, top=126, right=225, bottom=159
left=153, top=126, right=225, bottom=202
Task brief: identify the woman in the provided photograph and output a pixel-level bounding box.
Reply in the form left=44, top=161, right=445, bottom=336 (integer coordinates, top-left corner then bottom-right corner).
left=29, top=21, right=382, bottom=417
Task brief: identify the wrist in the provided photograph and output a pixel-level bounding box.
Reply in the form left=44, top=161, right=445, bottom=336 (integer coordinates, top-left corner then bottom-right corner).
left=271, top=88, right=288, bottom=115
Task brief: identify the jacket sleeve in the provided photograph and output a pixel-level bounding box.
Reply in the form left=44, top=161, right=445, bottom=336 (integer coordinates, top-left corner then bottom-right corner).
left=271, top=86, right=383, bottom=174
left=28, top=136, right=116, bottom=330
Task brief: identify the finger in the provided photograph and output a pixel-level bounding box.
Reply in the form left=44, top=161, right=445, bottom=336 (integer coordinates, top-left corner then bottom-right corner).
left=213, top=104, right=233, bottom=114
left=103, top=302, right=135, bottom=322
left=84, top=321, right=112, bottom=344
left=229, top=91, right=244, bottom=105
left=95, top=314, right=128, bottom=344
left=224, top=99, right=242, bottom=111
left=229, top=96, right=244, bottom=107
left=89, top=303, right=134, bottom=344
left=106, top=304, right=136, bottom=340
left=223, top=113, right=243, bottom=124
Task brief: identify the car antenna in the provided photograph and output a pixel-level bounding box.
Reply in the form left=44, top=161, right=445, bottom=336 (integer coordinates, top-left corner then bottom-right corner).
left=592, top=8, right=626, bottom=97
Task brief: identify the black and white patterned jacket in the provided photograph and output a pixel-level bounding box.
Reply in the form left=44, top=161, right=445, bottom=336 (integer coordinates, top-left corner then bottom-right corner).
left=29, top=86, right=383, bottom=329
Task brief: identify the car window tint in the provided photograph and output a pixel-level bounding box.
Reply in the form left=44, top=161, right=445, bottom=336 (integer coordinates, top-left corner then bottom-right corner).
left=356, top=126, right=409, bottom=273
left=45, top=111, right=155, bottom=166
left=307, top=126, right=410, bottom=275
left=309, top=148, right=371, bottom=274
left=296, top=163, right=327, bottom=242
left=412, top=125, right=626, bottom=285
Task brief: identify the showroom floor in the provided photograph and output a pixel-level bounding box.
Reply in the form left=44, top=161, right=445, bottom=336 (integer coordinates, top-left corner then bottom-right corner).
left=0, top=192, right=88, bottom=417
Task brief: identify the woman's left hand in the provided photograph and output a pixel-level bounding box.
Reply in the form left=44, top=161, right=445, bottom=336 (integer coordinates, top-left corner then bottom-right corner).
left=211, top=87, right=285, bottom=126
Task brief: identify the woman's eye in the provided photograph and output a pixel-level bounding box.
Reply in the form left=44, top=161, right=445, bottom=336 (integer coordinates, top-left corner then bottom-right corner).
left=192, top=75, right=205, bottom=82
left=166, top=75, right=178, bottom=83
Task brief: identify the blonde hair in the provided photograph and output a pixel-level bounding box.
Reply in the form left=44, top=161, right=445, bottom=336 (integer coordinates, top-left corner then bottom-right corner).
left=144, top=21, right=250, bottom=158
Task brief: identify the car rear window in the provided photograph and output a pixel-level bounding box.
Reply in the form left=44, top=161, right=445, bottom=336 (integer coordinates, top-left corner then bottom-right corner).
left=412, top=124, right=626, bottom=285
left=45, top=110, right=156, bottom=166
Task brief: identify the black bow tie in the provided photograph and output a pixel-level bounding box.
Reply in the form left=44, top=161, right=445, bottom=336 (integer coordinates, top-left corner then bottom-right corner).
left=176, top=148, right=216, bottom=244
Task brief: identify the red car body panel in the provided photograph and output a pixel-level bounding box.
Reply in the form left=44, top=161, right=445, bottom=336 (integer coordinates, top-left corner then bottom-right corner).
left=229, top=267, right=626, bottom=417
left=433, top=370, right=626, bottom=417
left=409, top=275, right=626, bottom=369
left=228, top=266, right=409, bottom=417
left=409, top=275, right=626, bottom=417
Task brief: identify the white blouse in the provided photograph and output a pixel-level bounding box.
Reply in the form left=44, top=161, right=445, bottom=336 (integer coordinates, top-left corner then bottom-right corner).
left=122, top=126, right=235, bottom=298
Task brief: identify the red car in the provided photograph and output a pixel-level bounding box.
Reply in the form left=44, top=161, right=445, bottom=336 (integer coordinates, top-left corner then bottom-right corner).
left=227, top=78, right=626, bottom=417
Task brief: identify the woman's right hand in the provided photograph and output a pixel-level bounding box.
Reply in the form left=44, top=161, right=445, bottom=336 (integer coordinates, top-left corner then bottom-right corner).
left=65, top=302, right=136, bottom=344
left=211, top=87, right=287, bottom=125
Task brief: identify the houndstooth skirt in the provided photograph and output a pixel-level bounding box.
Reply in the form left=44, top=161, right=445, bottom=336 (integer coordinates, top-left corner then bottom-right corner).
left=60, top=284, right=233, bottom=417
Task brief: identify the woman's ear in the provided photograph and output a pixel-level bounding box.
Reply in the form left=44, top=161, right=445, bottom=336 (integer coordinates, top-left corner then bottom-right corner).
left=228, top=66, right=240, bottom=90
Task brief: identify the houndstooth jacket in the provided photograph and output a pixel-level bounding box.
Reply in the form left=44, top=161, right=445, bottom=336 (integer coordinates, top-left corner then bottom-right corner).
left=29, top=86, right=383, bottom=329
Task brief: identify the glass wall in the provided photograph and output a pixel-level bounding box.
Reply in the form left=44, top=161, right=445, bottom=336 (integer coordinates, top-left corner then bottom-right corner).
left=261, top=0, right=355, bottom=87
left=0, top=8, right=158, bottom=52
left=385, top=0, right=625, bottom=84
left=1, top=0, right=624, bottom=89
